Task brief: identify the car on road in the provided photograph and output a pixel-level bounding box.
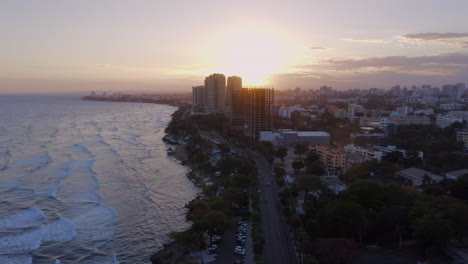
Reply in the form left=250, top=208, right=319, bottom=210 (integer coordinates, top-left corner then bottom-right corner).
left=234, top=248, right=246, bottom=255
left=208, top=244, right=218, bottom=251
left=212, top=235, right=222, bottom=242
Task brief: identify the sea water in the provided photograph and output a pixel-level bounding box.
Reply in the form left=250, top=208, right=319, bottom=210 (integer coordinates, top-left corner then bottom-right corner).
left=0, top=95, right=198, bottom=263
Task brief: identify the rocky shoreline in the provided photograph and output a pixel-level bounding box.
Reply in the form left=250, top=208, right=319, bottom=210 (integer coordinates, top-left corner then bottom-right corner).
left=81, top=94, right=185, bottom=106
left=150, top=136, right=197, bottom=264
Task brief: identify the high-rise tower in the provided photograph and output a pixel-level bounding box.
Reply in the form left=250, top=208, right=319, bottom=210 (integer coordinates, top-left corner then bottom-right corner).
left=204, top=73, right=226, bottom=111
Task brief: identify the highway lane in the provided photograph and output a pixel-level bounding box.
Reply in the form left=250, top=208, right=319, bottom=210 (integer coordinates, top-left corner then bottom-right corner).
left=254, top=152, right=298, bottom=264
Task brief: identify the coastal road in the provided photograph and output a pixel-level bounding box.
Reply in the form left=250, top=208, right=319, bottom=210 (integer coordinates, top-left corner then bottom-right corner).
left=253, top=152, right=298, bottom=264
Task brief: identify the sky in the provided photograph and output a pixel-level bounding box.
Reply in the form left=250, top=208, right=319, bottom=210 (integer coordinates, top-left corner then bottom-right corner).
left=2, top=0, right=468, bottom=93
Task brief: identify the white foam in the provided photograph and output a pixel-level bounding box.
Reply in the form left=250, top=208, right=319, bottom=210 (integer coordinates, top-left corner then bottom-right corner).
left=80, top=255, right=119, bottom=264
left=0, top=255, right=32, bottom=264
left=72, top=205, right=116, bottom=241
left=83, top=121, right=98, bottom=126
left=12, top=154, right=51, bottom=169
left=57, top=191, right=102, bottom=204
left=43, top=217, right=77, bottom=242
left=34, top=181, right=62, bottom=197
left=0, top=227, right=45, bottom=254
left=0, top=207, right=44, bottom=231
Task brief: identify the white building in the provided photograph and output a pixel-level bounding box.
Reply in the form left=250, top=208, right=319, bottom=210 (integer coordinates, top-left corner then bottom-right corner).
left=448, top=111, right=468, bottom=122
left=436, top=114, right=463, bottom=128
left=192, top=86, right=206, bottom=109
left=374, top=145, right=424, bottom=159
left=413, top=108, right=434, bottom=116
left=395, top=167, right=443, bottom=186
left=446, top=169, right=468, bottom=180
left=440, top=103, right=464, bottom=111
left=396, top=105, right=413, bottom=115
left=344, top=144, right=384, bottom=165
left=259, top=130, right=330, bottom=146
left=278, top=105, right=305, bottom=119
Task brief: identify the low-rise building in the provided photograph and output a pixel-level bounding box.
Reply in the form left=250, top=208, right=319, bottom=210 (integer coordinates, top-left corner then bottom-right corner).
left=278, top=104, right=304, bottom=119
left=374, top=145, right=424, bottom=159
left=395, top=167, right=443, bottom=186
left=359, top=116, right=381, bottom=127
left=259, top=130, right=330, bottom=146
left=388, top=113, right=431, bottom=125
left=311, top=145, right=346, bottom=172
left=456, top=129, right=468, bottom=151
left=445, top=169, right=468, bottom=180
left=396, top=105, right=413, bottom=115
left=436, top=114, right=463, bottom=128
left=440, top=103, right=464, bottom=111
left=344, top=144, right=384, bottom=165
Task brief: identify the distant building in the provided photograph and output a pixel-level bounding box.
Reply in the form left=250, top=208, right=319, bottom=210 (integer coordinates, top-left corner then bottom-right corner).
left=205, top=73, right=226, bottom=112
left=445, top=169, right=468, bottom=180
left=440, top=103, right=464, bottom=111
left=388, top=112, right=431, bottom=125
left=359, top=116, right=381, bottom=127
left=413, top=108, right=434, bottom=116
left=347, top=104, right=365, bottom=117
left=449, top=111, right=468, bottom=122
left=231, top=87, right=274, bottom=139
left=391, top=85, right=401, bottom=96
left=436, top=114, right=463, bottom=128
left=395, top=167, right=443, bottom=186
left=225, top=76, right=242, bottom=114
left=191, top=86, right=205, bottom=110
left=350, top=133, right=386, bottom=139
left=442, top=83, right=465, bottom=102
left=259, top=130, right=330, bottom=146
left=456, top=129, right=468, bottom=150
left=374, top=145, right=424, bottom=160
left=344, top=144, right=384, bottom=165
left=278, top=104, right=304, bottom=119
left=396, top=105, right=413, bottom=115
left=327, top=107, right=347, bottom=119
left=311, top=145, right=346, bottom=173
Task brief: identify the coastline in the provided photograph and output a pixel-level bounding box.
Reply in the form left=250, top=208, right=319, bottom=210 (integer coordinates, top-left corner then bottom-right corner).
left=80, top=94, right=184, bottom=106
left=150, top=133, right=197, bottom=263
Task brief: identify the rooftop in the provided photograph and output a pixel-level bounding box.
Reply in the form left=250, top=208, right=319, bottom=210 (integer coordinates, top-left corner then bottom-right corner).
left=396, top=167, right=443, bottom=181
left=446, top=169, right=468, bottom=178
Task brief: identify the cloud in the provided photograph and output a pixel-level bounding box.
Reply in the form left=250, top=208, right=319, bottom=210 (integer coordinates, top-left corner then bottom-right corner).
left=401, top=33, right=468, bottom=41
left=295, top=53, right=468, bottom=75
left=275, top=52, right=468, bottom=89
left=342, top=38, right=387, bottom=44
left=309, top=46, right=326, bottom=50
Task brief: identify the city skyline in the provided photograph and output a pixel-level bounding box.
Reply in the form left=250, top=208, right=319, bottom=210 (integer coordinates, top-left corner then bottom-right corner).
left=2, top=0, right=468, bottom=93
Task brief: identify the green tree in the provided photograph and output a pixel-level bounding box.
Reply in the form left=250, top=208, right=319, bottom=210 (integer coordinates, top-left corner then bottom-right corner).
left=292, top=160, right=304, bottom=173
left=275, top=146, right=288, bottom=164
left=304, top=151, right=324, bottom=175
left=413, top=214, right=452, bottom=255
left=318, top=201, right=367, bottom=241
left=294, top=144, right=309, bottom=160
left=450, top=174, right=468, bottom=201
left=295, top=174, right=324, bottom=201
left=341, top=162, right=374, bottom=183
left=342, top=180, right=383, bottom=210
left=288, top=214, right=302, bottom=231
left=201, top=210, right=227, bottom=231
left=216, top=143, right=230, bottom=154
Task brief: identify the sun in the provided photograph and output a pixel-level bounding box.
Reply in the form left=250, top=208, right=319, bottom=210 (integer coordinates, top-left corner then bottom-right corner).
left=216, top=27, right=294, bottom=85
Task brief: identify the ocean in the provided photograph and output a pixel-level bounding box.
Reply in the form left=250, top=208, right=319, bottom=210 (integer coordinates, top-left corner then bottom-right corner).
left=0, top=94, right=198, bottom=264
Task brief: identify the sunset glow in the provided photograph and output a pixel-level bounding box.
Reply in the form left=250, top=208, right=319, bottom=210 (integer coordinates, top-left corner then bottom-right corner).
left=216, top=27, right=295, bottom=85
left=1, top=0, right=468, bottom=93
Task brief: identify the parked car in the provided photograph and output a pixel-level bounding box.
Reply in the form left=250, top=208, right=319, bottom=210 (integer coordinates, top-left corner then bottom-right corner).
left=208, top=244, right=218, bottom=251
left=212, top=235, right=222, bottom=242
